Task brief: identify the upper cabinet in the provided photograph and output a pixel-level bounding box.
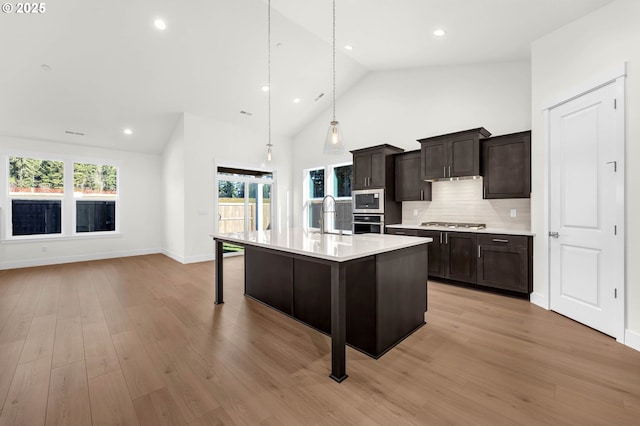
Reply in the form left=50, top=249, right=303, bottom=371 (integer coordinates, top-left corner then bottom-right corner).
left=395, top=150, right=432, bottom=201
left=481, top=131, right=531, bottom=199
left=418, top=128, right=491, bottom=181
left=351, top=144, right=404, bottom=190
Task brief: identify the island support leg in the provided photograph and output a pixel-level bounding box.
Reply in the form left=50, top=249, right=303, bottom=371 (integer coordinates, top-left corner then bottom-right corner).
left=329, top=263, right=348, bottom=382
left=215, top=239, right=224, bottom=304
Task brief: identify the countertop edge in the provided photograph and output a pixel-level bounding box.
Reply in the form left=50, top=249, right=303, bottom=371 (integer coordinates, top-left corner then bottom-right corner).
left=385, top=224, right=535, bottom=237
left=212, top=233, right=433, bottom=263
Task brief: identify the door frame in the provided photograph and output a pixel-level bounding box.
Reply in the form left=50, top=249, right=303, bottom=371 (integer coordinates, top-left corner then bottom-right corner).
left=214, top=161, right=277, bottom=256
left=541, top=63, right=626, bottom=343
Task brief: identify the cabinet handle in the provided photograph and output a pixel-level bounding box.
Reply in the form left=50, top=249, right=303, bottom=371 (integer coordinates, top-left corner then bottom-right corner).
left=492, top=239, right=509, bottom=243
left=443, top=166, right=446, bottom=177
left=439, top=232, right=443, bottom=243
left=420, top=190, right=424, bottom=200
left=395, top=231, right=406, bottom=235
left=448, top=166, right=451, bottom=177
left=478, top=245, right=481, bottom=258
left=445, top=232, right=448, bottom=244
left=483, top=186, right=486, bottom=198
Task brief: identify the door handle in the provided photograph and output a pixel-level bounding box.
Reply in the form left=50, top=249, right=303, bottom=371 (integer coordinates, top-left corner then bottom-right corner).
left=606, top=161, right=617, bottom=172
left=549, top=232, right=560, bottom=238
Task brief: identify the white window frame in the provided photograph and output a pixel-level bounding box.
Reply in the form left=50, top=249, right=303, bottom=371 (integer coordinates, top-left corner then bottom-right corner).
left=2, top=151, right=120, bottom=241
left=304, top=162, right=353, bottom=233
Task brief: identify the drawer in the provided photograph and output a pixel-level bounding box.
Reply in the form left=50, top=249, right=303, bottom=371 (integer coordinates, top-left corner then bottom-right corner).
left=477, top=234, right=528, bottom=248
left=386, top=228, right=418, bottom=236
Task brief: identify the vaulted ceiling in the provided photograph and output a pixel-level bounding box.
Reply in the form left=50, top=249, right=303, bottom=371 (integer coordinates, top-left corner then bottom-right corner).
left=0, top=0, right=614, bottom=154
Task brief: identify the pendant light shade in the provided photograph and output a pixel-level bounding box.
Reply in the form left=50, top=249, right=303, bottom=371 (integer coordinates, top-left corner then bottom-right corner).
left=265, top=0, right=274, bottom=163
left=324, top=120, right=344, bottom=154
left=323, top=0, right=346, bottom=155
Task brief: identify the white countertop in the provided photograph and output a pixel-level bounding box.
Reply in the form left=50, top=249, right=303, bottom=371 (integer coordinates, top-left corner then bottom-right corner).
left=386, top=224, right=535, bottom=237
left=212, top=229, right=432, bottom=263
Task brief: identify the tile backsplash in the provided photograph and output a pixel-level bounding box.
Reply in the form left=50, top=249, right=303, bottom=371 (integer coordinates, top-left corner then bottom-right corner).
left=401, top=179, right=531, bottom=230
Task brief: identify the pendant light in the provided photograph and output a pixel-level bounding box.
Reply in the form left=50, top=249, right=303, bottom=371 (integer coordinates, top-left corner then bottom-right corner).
left=265, top=0, right=274, bottom=163
left=323, top=0, right=346, bottom=155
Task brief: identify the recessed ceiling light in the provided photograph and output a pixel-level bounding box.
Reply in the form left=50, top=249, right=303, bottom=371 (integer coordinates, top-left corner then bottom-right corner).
left=261, top=85, right=270, bottom=92
left=123, top=128, right=133, bottom=135
left=41, top=64, right=51, bottom=71
left=344, top=45, right=353, bottom=50
left=293, top=98, right=301, bottom=104
left=154, top=19, right=167, bottom=30
left=433, top=29, right=446, bottom=37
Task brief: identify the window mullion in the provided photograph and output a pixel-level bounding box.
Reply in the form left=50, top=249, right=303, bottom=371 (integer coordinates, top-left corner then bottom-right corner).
left=63, top=160, right=74, bottom=236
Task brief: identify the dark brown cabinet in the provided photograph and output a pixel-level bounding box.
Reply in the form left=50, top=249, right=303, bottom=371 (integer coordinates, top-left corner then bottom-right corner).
left=443, top=232, right=477, bottom=283
left=482, top=131, right=531, bottom=199
left=477, top=234, right=532, bottom=294
left=351, top=144, right=404, bottom=190
left=390, top=227, right=533, bottom=296
left=386, top=228, right=418, bottom=236
left=409, top=230, right=476, bottom=282
left=395, top=150, right=432, bottom=201
left=417, top=230, right=444, bottom=277
left=418, top=128, right=491, bottom=180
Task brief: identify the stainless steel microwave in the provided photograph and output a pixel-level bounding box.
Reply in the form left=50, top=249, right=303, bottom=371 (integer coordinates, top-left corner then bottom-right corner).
left=352, top=189, right=384, bottom=214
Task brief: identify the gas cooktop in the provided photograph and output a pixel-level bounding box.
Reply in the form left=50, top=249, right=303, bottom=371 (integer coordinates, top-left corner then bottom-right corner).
left=420, top=222, right=486, bottom=230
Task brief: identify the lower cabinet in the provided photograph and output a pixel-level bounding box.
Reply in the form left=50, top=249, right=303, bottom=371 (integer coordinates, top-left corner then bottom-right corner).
left=417, top=230, right=444, bottom=278
left=415, top=230, right=477, bottom=282
left=477, top=234, right=532, bottom=293
left=245, top=246, right=428, bottom=358
left=445, top=232, right=478, bottom=283
left=388, top=228, right=533, bottom=296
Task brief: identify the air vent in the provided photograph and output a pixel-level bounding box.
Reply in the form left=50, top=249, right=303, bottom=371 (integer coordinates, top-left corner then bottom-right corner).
left=314, top=93, right=325, bottom=102
left=65, top=130, right=85, bottom=136
left=240, top=110, right=253, bottom=116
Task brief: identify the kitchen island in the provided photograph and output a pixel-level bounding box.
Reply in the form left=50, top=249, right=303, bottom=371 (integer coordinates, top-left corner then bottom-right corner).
left=212, top=229, right=431, bottom=382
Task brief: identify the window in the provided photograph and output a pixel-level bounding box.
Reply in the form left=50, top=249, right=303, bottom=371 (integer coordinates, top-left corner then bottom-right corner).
left=9, top=156, right=64, bottom=236
left=5, top=155, right=119, bottom=239
left=74, top=163, right=118, bottom=233
left=305, top=163, right=353, bottom=232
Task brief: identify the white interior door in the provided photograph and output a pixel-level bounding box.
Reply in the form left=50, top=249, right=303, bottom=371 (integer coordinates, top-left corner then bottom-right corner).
left=549, top=81, right=624, bottom=339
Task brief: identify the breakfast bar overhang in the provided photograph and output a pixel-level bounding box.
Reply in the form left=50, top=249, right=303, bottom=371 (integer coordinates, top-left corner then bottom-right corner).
left=212, top=229, right=431, bottom=382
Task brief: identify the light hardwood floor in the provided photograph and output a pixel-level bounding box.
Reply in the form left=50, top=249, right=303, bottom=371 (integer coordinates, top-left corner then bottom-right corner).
left=0, top=254, right=639, bottom=425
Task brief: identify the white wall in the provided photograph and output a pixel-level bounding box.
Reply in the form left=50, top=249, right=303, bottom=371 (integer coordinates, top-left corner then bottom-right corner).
left=165, top=112, right=292, bottom=263
left=0, top=135, right=163, bottom=269
left=292, top=61, right=532, bottom=228
left=162, top=116, right=186, bottom=261
left=531, top=0, right=640, bottom=342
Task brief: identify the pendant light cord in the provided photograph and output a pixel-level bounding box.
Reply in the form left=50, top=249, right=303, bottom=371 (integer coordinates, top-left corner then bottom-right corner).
left=332, top=0, right=336, bottom=122
left=268, top=0, right=272, bottom=149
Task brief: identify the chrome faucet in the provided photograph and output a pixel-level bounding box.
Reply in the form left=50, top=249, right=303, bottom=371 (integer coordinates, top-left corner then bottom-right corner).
left=319, top=195, right=337, bottom=235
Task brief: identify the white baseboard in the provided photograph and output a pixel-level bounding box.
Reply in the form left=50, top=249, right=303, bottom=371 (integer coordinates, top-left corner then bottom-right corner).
left=530, top=292, right=549, bottom=310
left=0, top=248, right=162, bottom=270
left=625, top=329, right=640, bottom=353
left=161, top=250, right=215, bottom=264
left=162, top=249, right=186, bottom=264
left=184, top=253, right=215, bottom=264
